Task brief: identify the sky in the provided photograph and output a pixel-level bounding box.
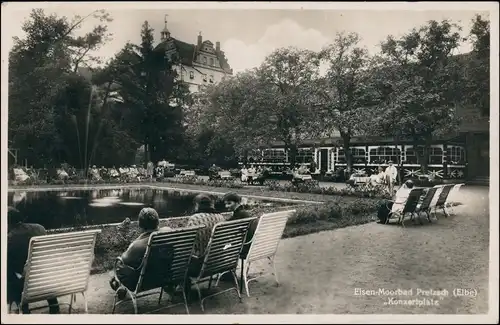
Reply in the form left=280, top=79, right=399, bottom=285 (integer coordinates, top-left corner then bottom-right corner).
left=2, top=2, right=494, bottom=74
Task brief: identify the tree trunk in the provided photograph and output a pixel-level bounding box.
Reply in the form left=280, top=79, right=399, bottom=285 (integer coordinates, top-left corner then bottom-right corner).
left=340, top=131, right=352, bottom=174
left=288, top=143, right=298, bottom=169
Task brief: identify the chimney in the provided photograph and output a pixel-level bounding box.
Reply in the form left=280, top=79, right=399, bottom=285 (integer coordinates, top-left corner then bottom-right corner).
left=216, top=41, right=220, bottom=52
left=197, top=32, right=202, bottom=48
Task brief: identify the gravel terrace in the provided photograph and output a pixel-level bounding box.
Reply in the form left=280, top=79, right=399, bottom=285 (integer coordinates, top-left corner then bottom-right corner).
left=16, top=185, right=490, bottom=315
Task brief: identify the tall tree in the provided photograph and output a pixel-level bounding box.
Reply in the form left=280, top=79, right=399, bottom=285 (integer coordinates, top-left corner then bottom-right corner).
left=8, top=8, right=112, bottom=167
left=377, top=19, right=464, bottom=173
left=315, top=32, right=375, bottom=174
left=466, top=14, right=490, bottom=117
left=107, top=21, right=191, bottom=163
left=257, top=47, right=322, bottom=167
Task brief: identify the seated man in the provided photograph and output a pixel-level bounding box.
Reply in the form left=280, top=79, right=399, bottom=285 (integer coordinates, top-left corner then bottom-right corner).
left=7, top=207, right=60, bottom=314
left=222, top=192, right=256, bottom=260
left=109, top=208, right=172, bottom=297
left=223, top=192, right=251, bottom=221
left=185, top=194, right=226, bottom=276
left=377, top=180, right=415, bottom=224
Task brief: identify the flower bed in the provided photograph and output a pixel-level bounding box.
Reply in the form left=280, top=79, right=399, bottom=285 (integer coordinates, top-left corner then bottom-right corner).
left=265, top=180, right=392, bottom=199
left=162, top=175, right=244, bottom=189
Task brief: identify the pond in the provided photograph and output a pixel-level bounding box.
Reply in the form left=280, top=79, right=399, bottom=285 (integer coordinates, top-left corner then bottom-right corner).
left=7, top=187, right=293, bottom=230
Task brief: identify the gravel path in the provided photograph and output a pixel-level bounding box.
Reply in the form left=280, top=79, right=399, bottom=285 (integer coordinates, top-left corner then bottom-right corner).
left=22, top=185, right=490, bottom=315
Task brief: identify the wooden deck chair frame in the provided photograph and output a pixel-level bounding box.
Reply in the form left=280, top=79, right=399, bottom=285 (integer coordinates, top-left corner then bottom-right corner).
left=111, top=225, right=204, bottom=315
left=431, top=184, right=455, bottom=218
left=14, top=229, right=101, bottom=314
left=414, top=186, right=440, bottom=224
left=386, top=188, right=425, bottom=227
left=190, top=217, right=256, bottom=312
left=235, top=209, right=295, bottom=297
left=443, top=183, right=465, bottom=216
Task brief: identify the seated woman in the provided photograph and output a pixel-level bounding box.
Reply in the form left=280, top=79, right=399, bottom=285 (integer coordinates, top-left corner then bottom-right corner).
left=184, top=194, right=226, bottom=276
left=370, top=166, right=387, bottom=187
left=109, top=208, right=172, bottom=297
left=377, top=179, right=415, bottom=224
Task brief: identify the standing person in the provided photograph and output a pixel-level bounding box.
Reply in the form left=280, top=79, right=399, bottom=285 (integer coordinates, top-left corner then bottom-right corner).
left=385, top=161, right=398, bottom=193
left=240, top=165, right=248, bottom=183
left=7, top=207, right=60, bottom=314
left=146, top=160, right=154, bottom=181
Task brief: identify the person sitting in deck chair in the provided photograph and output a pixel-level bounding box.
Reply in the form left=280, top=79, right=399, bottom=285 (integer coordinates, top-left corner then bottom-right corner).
left=185, top=194, right=226, bottom=276
left=223, top=192, right=257, bottom=260
left=109, top=208, right=172, bottom=298
left=376, top=180, right=414, bottom=224
left=223, top=192, right=251, bottom=221
left=7, top=207, right=60, bottom=314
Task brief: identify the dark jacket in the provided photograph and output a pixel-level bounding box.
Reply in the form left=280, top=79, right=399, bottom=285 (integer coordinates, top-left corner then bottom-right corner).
left=231, top=205, right=252, bottom=221
left=7, top=223, right=47, bottom=303
left=115, top=231, right=153, bottom=290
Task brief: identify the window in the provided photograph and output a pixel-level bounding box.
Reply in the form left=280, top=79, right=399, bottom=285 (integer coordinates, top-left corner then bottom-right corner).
left=338, top=148, right=366, bottom=164
left=210, top=58, right=214, bottom=66
left=448, top=146, right=466, bottom=165
left=369, top=147, right=400, bottom=164
left=203, top=56, right=207, bottom=64
left=296, top=149, right=314, bottom=164
left=202, top=75, right=207, bottom=82
left=263, top=149, right=286, bottom=163
left=189, top=71, right=194, bottom=79
left=405, top=146, right=443, bottom=164
left=209, top=75, right=214, bottom=83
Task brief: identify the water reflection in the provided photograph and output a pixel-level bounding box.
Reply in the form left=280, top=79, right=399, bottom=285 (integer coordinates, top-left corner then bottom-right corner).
left=7, top=188, right=292, bottom=230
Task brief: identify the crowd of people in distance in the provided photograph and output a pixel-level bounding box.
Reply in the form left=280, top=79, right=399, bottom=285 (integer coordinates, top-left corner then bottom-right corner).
left=9, top=159, right=177, bottom=184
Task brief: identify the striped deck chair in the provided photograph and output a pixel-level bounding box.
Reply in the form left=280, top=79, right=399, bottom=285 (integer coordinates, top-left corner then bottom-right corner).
left=386, top=188, right=425, bottom=227
left=237, top=209, right=294, bottom=297
left=190, top=217, right=256, bottom=312
left=111, top=225, right=204, bottom=314
left=431, top=184, right=455, bottom=218
left=15, top=229, right=101, bottom=314
left=414, top=186, right=440, bottom=224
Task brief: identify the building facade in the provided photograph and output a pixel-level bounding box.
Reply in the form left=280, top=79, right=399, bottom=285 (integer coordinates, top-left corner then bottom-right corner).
left=242, top=105, right=489, bottom=183
left=154, top=17, right=233, bottom=93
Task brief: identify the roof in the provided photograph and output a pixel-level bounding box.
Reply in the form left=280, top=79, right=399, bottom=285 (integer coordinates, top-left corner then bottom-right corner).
left=155, top=38, right=196, bottom=66
left=155, top=37, right=233, bottom=74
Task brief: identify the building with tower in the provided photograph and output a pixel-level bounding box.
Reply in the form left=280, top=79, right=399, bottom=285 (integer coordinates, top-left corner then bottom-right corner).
left=154, top=15, right=233, bottom=93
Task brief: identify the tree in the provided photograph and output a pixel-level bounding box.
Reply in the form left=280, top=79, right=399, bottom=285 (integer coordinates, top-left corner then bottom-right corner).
left=466, top=14, right=490, bottom=117
left=8, top=8, right=112, bottom=167
left=315, top=32, right=376, bottom=174
left=191, top=70, right=270, bottom=165
left=105, top=21, right=191, bottom=163
left=376, top=19, right=464, bottom=173
left=256, top=47, right=322, bottom=167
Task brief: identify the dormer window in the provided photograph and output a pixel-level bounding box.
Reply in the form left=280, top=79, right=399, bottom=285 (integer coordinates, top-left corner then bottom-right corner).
left=210, top=58, right=214, bottom=66
left=203, top=56, right=207, bottom=65
left=209, top=75, right=214, bottom=83
left=189, top=71, right=194, bottom=79
left=203, top=75, right=207, bottom=82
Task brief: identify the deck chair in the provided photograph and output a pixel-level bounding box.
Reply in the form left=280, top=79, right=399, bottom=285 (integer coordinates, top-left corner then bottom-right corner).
left=14, top=229, right=101, bottom=314
left=431, top=184, right=455, bottom=218
left=189, top=217, right=256, bottom=312
left=235, top=209, right=295, bottom=297
left=111, top=225, right=204, bottom=314
left=386, top=188, right=425, bottom=227
left=414, top=186, right=439, bottom=224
